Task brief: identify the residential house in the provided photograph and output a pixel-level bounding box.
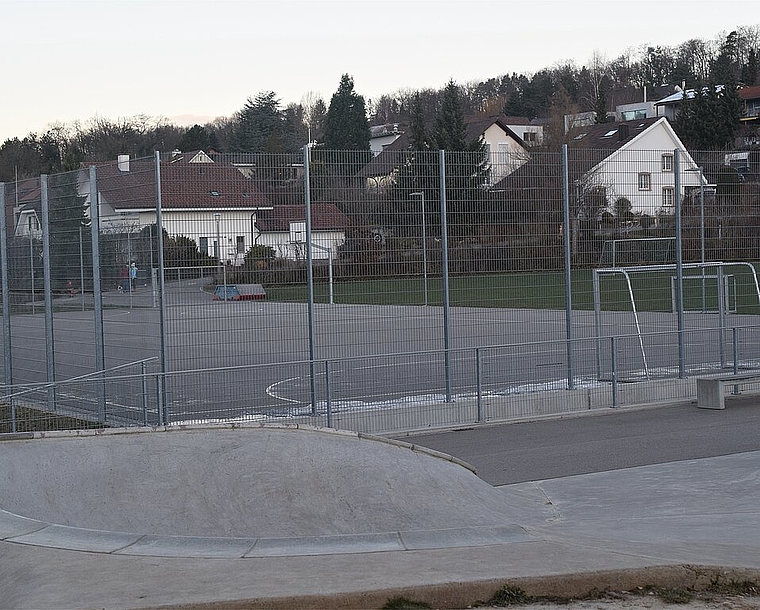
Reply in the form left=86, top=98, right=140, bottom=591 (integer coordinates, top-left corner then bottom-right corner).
left=82, top=151, right=274, bottom=266
left=369, top=124, right=404, bottom=156
left=7, top=178, right=42, bottom=239
left=494, top=117, right=703, bottom=220
left=254, top=203, right=347, bottom=260
left=738, top=85, right=760, bottom=148
left=357, top=114, right=530, bottom=190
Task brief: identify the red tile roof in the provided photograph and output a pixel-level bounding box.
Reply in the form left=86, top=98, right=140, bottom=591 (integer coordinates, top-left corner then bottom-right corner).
left=94, top=155, right=273, bottom=211
left=255, top=203, right=347, bottom=232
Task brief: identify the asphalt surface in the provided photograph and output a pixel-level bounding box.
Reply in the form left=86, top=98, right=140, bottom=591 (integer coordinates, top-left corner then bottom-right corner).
left=395, top=398, right=760, bottom=485
left=1, top=405, right=760, bottom=610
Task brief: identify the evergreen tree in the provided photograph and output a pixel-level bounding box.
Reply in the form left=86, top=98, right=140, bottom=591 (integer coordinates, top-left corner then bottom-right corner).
left=674, top=81, right=741, bottom=149
left=231, top=91, right=289, bottom=153
left=47, top=172, right=91, bottom=291
left=323, top=74, right=371, bottom=150
left=177, top=124, right=212, bottom=152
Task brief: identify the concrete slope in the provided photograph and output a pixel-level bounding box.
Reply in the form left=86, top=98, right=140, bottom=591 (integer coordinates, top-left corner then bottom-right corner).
left=0, top=424, right=519, bottom=538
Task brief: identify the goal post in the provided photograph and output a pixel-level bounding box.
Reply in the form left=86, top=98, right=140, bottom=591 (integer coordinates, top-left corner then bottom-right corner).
left=599, top=237, right=676, bottom=268
left=592, top=261, right=760, bottom=380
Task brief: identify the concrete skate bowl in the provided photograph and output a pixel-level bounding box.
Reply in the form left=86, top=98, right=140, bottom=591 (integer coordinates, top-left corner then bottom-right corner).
left=0, top=424, right=532, bottom=558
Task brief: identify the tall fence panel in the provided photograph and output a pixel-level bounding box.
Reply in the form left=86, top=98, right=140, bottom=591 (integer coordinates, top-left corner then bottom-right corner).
left=1, top=145, right=760, bottom=433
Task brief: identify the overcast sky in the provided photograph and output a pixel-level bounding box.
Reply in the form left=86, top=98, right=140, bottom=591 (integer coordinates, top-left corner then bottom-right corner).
left=1, top=0, right=757, bottom=143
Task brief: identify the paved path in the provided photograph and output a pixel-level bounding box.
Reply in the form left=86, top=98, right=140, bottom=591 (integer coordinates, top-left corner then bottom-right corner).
left=1, top=418, right=759, bottom=610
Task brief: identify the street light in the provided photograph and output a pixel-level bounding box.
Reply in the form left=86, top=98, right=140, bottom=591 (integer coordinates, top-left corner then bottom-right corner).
left=686, top=166, right=706, bottom=311
left=214, top=213, right=227, bottom=298
left=410, top=191, right=428, bottom=306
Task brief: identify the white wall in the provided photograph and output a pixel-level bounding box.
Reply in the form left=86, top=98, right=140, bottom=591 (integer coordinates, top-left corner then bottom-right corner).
left=256, top=230, right=345, bottom=260
left=589, top=121, right=702, bottom=218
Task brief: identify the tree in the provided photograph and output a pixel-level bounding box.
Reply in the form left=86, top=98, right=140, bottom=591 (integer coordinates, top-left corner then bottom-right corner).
left=231, top=91, right=299, bottom=153
left=301, top=91, right=327, bottom=143
left=674, top=82, right=741, bottom=150
left=177, top=124, right=214, bottom=152
left=47, top=172, right=91, bottom=291
left=323, top=74, right=371, bottom=151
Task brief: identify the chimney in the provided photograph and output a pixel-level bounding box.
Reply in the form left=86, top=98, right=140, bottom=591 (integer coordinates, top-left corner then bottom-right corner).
left=117, top=154, right=130, bottom=172
left=618, top=124, right=629, bottom=141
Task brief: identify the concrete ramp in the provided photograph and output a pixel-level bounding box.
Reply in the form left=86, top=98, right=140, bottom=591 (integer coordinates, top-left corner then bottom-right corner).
left=0, top=424, right=529, bottom=557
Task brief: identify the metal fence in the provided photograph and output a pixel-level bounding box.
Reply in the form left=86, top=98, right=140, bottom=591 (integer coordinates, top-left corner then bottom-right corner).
left=2, top=145, right=760, bottom=434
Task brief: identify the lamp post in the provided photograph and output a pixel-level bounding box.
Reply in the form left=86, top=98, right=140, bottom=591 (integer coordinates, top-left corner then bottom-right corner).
left=410, top=191, right=428, bottom=306
left=686, top=166, right=706, bottom=311
left=214, top=213, right=227, bottom=298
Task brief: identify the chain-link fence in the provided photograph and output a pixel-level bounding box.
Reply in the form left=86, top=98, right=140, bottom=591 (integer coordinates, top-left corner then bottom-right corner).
left=1, top=144, right=759, bottom=434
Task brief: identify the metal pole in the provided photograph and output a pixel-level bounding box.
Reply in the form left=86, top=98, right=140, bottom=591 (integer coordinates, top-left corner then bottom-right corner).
left=89, top=166, right=107, bottom=422
left=699, top=167, right=706, bottom=312
left=325, top=360, right=332, bottom=429
left=79, top=226, right=85, bottom=310
left=304, top=145, right=317, bottom=414
left=439, top=150, right=452, bottom=402
left=411, top=191, right=428, bottom=306
left=475, top=348, right=483, bottom=422
left=29, top=233, right=35, bottom=314
left=674, top=151, right=685, bottom=379
left=421, top=191, right=428, bottom=307
left=154, top=152, right=169, bottom=424
left=611, top=336, right=618, bottom=407
left=717, top=265, right=726, bottom=368
left=562, top=144, right=574, bottom=389
left=40, top=175, right=56, bottom=411
left=214, top=213, right=222, bottom=295
left=141, top=361, right=149, bottom=426
left=0, top=183, right=15, bottom=432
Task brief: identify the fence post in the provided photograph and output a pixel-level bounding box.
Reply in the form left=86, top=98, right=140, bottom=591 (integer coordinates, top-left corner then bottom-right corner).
left=732, top=327, right=739, bottom=395
left=475, top=348, right=483, bottom=423
left=154, top=152, right=169, bottom=424
left=141, top=361, right=149, bottom=426
left=304, top=144, right=317, bottom=415
left=89, top=166, right=107, bottom=422
left=562, top=144, right=574, bottom=389
left=40, top=175, right=56, bottom=411
left=673, top=151, right=685, bottom=379
left=325, top=360, right=332, bottom=429
left=0, top=183, right=15, bottom=432
left=438, top=150, right=452, bottom=403
left=611, top=336, right=618, bottom=407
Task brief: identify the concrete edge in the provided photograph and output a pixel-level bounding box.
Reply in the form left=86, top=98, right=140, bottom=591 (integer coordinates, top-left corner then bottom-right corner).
left=1, top=521, right=531, bottom=558
left=140, top=565, right=760, bottom=610
left=0, top=421, right=478, bottom=473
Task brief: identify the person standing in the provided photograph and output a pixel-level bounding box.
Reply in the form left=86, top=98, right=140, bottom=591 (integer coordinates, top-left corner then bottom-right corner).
left=129, top=262, right=137, bottom=290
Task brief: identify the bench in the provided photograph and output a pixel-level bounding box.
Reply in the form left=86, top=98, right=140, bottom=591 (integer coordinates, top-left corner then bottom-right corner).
left=212, top=284, right=266, bottom=301
left=696, top=373, right=760, bottom=409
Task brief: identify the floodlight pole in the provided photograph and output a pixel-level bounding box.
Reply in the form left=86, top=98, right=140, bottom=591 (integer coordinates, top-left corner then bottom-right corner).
left=410, top=191, right=428, bottom=306
left=686, top=166, right=706, bottom=311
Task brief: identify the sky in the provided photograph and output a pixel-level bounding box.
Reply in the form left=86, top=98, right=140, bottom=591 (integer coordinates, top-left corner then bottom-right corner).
left=1, top=0, right=758, bottom=143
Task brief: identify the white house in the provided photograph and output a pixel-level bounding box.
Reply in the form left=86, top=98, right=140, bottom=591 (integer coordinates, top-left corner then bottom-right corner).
left=570, top=117, right=703, bottom=217
left=357, top=114, right=530, bottom=190
left=254, top=203, right=347, bottom=261
left=494, top=117, right=704, bottom=220
left=80, top=151, right=274, bottom=266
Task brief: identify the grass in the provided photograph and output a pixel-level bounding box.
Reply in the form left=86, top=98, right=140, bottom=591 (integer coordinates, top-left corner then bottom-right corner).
left=263, top=264, right=760, bottom=314
left=0, top=403, right=105, bottom=434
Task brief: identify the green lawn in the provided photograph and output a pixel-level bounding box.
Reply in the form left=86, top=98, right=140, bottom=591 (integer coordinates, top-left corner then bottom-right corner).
left=263, top=265, right=760, bottom=314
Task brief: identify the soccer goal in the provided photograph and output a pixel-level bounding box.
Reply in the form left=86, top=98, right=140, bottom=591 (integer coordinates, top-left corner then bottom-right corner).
left=592, top=261, right=760, bottom=379
left=598, top=237, right=676, bottom=268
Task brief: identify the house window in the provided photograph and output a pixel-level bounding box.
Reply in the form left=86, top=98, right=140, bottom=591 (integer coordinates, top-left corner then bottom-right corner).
left=236, top=236, right=245, bottom=254
left=199, top=237, right=209, bottom=256
left=662, top=187, right=674, bottom=207
left=661, top=154, right=673, bottom=172
left=638, top=173, right=651, bottom=190
left=523, top=131, right=537, bottom=143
